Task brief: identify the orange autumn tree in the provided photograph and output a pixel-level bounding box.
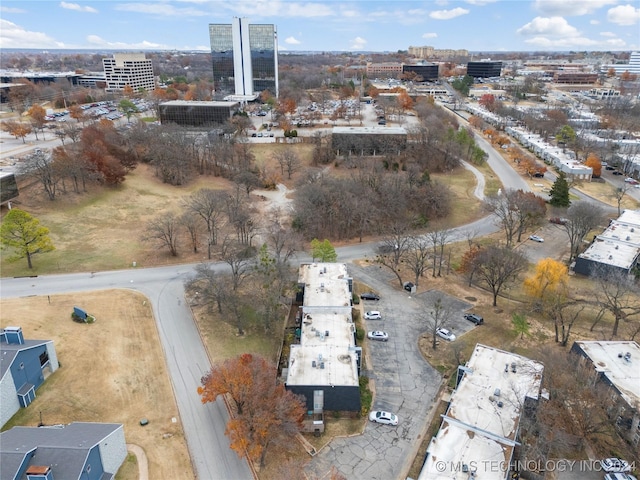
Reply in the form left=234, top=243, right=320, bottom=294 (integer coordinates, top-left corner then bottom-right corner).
left=198, top=354, right=305, bottom=468
left=585, top=153, right=602, bottom=177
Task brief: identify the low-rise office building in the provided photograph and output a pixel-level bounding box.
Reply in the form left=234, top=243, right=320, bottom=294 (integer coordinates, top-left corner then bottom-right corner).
left=159, top=100, right=239, bottom=127
left=466, top=61, right=502, bottom=78
left=332, top=126, right=407, bottom=156
left=403, top=64, right=439, bottom=82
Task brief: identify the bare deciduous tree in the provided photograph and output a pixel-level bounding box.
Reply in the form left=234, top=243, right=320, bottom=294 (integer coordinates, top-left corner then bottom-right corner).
left=562, top=202, right=604, bottom=264
left=472, top=245, right=528, bottom=306
left=184, top=188, right=228, bottom=259
left=426, top=296, right=453, bottom=349
left=144, top=212, right=181, bottom=256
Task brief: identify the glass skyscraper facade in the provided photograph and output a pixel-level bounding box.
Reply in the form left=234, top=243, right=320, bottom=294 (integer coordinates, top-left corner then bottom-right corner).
left=209, top=18, right=278, bottom=99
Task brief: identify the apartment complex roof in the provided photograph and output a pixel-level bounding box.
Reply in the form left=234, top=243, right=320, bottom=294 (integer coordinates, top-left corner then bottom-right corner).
left=419, top=344, right=544, bottom=480
left=573, top=340, right=640, bottom=410
left=287, top=263, right=358, bottom=388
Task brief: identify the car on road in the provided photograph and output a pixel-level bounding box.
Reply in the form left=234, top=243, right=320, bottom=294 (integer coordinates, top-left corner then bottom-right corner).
left=436, top=328, right=456, bottom=341
left=605, top=165, right=616, bottom=170
left=360, top=292, right=380, bottom=301
left=624, top=177, right=638, bottom=184
left=601, top=458, right=631, bottom=473
left=604, top=474, right=637, bottom=480
left=367, top=331, right=389, bottom=342
left=364, top=311, right=382, bottom=320
left=369, top=410, right=399, bottom=425
left=464, top=313, right=484, bottom=325
left=529, top=235, right=544, bottom=243
left=612, top=171, right=624, bottom=175
left=549, top=217, right=568, bottom=225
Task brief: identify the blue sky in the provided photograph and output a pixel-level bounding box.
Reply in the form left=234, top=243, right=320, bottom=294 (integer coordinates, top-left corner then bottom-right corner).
left=1, top=0, right=639, bottom=53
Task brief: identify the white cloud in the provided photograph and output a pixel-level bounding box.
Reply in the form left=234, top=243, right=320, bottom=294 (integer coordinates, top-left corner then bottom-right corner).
left=0, top=6, right=27, bottom=13
left=607, top=4, right=640, bottom=25
left=590, top=19, right=601, bottom=24
left=285, top=36, right=301, bottom=45
left=422, top=32, right=438, bottom=39
left=222, top=1, right=335, bottom=18
left=349, top=36, right=367, bottom=50
left=465, top=0, right=498, bottom=5
left=60, top=2, right=98, bottom=13
left=533, top=0, right=617, bottom=16
left=517, top=16, right=580, bottom=37
left=115, top=2, right=209, bottom=16
left=524, top=35, right=626, bottom=48
left=600, top=31, right=616, bottom=36
left=429, top=7, right=469, bottom=20
left=0, top=19, right=66, bottom=48
left=86, top=34, right=169, bottom=50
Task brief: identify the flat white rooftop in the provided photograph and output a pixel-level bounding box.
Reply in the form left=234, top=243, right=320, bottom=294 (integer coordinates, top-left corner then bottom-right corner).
left=574, top=341, right=640, bottom=409
left=578, top=209, right=640, bottom=269
left=159, top=100, right=239, bottom=107
left=286, top=343, right=359, bottom=387
left=332, top=126, right=407, bottom=135
left=299, top=263, right=352, bottom=308
left=420, top=344, right=543, bottom=480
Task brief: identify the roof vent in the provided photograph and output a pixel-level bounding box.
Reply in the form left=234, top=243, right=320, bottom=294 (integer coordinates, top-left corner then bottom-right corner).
left=497, top=401, right=504, bottom=408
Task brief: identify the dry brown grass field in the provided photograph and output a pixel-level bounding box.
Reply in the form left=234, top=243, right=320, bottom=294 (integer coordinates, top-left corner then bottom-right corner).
left=0, top=290, right=194, bottom=479
left=2, top=140, right=634, bottom=478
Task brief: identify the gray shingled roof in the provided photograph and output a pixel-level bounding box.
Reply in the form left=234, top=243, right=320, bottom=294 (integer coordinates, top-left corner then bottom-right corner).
left=0, top=339, right=51, bottom=379
left=0, top=422, right=123, bottom=480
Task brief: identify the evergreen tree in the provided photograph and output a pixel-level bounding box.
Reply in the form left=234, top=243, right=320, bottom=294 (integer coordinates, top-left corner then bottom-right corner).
left=0, top=209, right=55, bottom=269
left=549, top=172, right=570, bottom=207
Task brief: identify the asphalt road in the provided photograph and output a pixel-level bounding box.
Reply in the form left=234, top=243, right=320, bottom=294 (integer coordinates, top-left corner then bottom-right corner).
left=0, top=264, right=253, bottom=480
left=1, top=104, right=624, bottom=480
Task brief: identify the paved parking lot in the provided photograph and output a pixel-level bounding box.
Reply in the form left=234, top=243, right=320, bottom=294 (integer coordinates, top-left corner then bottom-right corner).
left=306, top=263, right=478, bottom=479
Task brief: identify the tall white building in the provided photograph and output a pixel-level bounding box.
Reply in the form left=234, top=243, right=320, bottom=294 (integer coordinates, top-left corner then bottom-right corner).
left=602, top=52, right=640, bottom=76
left=209, top=18, right=278, bottom=100
left=102, top=53, right=155, bottom=93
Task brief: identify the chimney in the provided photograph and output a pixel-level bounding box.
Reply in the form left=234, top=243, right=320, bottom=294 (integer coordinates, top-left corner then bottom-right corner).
left=4, top=326, right=24, bottom=345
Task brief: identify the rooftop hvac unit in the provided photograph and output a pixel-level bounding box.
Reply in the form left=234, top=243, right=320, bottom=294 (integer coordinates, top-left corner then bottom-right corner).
left=312, top=361, right=317, bottom=368
left=497, top=401, right=504, bottom=408
left=318, top=354, right=323, bottom=362
left=325, top=330, right=329, bottom=337
left=494, top=388, right=501, bottom=397
left=511, top=362, right=517, bottom=373
left=320, top=283, right=325, bottom=291
left=320, top=362, right=325, bottom=369
left=624, top=352, right=631, bottom=362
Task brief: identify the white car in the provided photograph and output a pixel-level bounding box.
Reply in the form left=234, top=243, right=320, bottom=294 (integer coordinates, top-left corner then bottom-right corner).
left=436, top=328, right=456, bottom=341
left=601, top=458, right=631, bottom=473
left=369, top=410, right=399, bottom=425
left=624, top=177, right=638, bottom=184
left=364, top=311, right=381, bottom=320
left=367, top=331, right=389, bottom=342
left=529, top=235, right=544, bottom=243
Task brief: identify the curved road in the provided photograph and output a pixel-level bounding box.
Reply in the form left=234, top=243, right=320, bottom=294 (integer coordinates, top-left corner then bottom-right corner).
left=1, top=264, right=253, bottom=480
left=1, top=111, right=620, bottom=479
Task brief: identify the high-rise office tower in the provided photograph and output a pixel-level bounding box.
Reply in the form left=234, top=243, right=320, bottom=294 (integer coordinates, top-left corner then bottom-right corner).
left=209, top=18, right=278, bottom=99
left=102, top=53, right=155, bottom=93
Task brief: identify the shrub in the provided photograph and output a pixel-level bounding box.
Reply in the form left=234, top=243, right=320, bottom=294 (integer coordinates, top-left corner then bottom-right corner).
left=359, top=376, right=373, bottom=416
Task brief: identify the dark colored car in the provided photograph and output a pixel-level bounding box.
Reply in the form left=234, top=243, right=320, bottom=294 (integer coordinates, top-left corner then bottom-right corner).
left=464, top=313, right=484, bottom=325
left=360, top=292, right=380, bottom=301
left=612, top=171, right=624, bottom=175
left=403, top=282, right=415, bottom=292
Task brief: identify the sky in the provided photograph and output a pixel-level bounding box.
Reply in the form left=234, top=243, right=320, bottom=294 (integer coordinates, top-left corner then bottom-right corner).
left=0, top=0, right=639, bottom=53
